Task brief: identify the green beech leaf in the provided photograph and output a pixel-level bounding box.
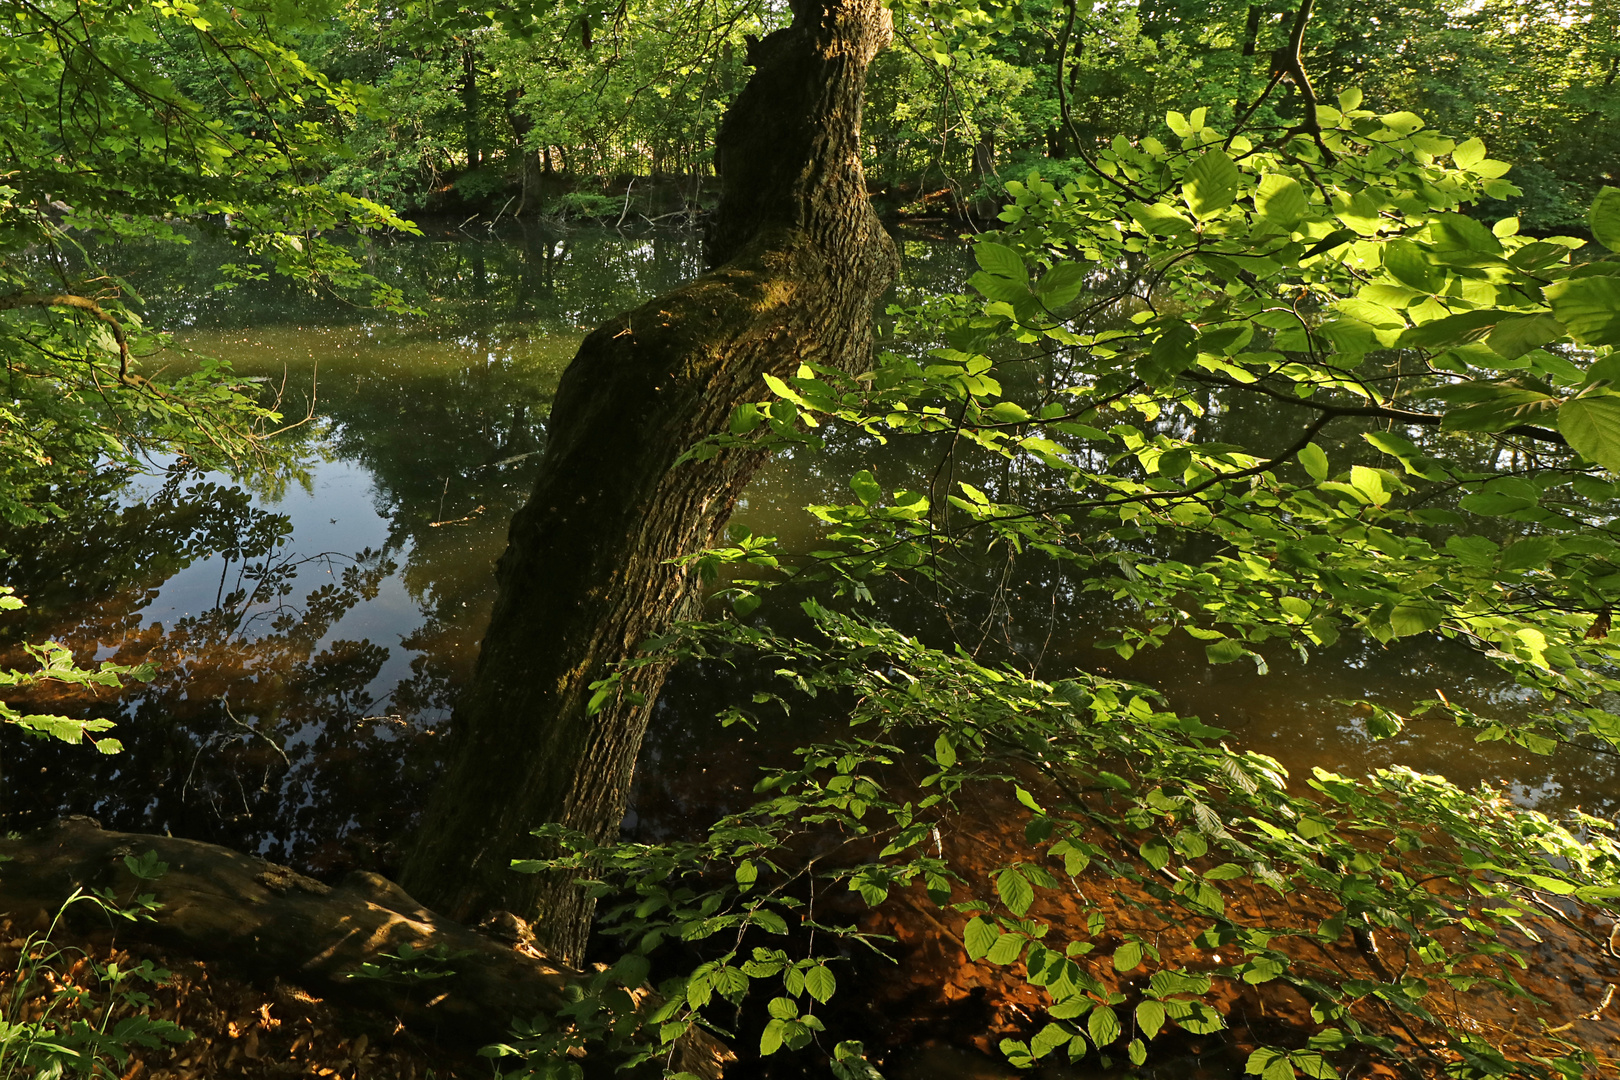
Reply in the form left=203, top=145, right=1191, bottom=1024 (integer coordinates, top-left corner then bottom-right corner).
left=986, top=932, right=1025, bottom=965
left=1500, top=536, right=1556, bottom=572
left=1141, top=320, right=1198, bottom=385
left=1459, top=491, right=1536, bottom=516
left=849, top=470, right=880, bottom=505
left=1383, top=240, right=1438, bottom=293
left=1029, top=1022, right=1069, bottom=1059
left=1589, top=186, right=1620, bottom=252
left=1050, top=994, right=1093, bottom=1020
left=1431, top=212, right=1502, bottom=253
left=963, top=917, right=997, bottom=960
left=1035, top=262, right=1086, bottom=307
left=1438, top=382, right=1558, bottom=433
left=1126, top=200, right=1194, bottom=236
left=1398, top=309, right=1502, bottom=349
left=1559, top=393, right=1620, bottom=472
left=974, top=242, right=1027, bottom=282
left=1304, top=228, right=1358, bottom=257
left=969, top=270, right=1029, bottom=305
left=1296, top=446, right=1321, bottom=482
left=1487, top=314, right=1564, bottom=360
left=1390, top=601, right=1446, bottom=637
left=804, top=965, right=836, bottom=1003
left=1254, top=174, right=1306, bottom=228
left=1546, top=276, right=1620, bottom=346
left=1334, top=189, right=1382, bottom=234
left=1136, top=999, right=1167, bottom=1038
left=987, top=401, right=1030, bottom=423
left=1113, top=941, right=1143, bottom=972
left=1379, top=110, right=1424, bottom=134
left=1453, top=137, right=1486, bottom=169
left=1182, top=151, right=1241, bottom=217
left=1087, top=1005, right=1122, bottom=1047
left=996, top=867, right=1035, bottom=915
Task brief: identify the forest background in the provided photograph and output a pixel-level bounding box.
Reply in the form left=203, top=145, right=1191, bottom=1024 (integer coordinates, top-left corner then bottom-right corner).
left=304, top=0, right=1620, bottom=231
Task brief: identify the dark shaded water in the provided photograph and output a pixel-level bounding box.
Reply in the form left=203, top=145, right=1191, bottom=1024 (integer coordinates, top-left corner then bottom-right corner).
left=3, top=224, right=1615, bottom=887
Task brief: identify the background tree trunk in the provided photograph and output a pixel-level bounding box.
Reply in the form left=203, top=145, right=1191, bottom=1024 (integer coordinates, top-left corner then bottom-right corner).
left=399, top=0, right=899, bottom=965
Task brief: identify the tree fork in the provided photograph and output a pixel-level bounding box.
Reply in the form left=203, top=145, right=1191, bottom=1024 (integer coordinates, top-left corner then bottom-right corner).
left=399, top=0, right=899, bottom=964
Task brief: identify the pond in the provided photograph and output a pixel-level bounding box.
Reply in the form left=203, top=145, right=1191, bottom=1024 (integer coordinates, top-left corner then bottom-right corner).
left=3, top=222, right=1616, bottom=891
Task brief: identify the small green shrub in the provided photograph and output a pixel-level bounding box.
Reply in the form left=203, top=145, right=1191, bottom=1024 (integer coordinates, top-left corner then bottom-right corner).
left=0, top=853, right=190, bottom=1079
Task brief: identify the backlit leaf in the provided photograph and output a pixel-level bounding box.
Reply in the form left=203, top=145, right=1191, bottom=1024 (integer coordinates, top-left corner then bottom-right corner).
left=1035, top=262, right=1086, bottom=307
left=1390, top=601, right=1446, bottom=637
left=974, top=242, right=1026, bottom=282
left=996, top=867, right=1035, bottom=915
left=1136, top=999, right=1167, bottom=1039
left=1453, top=137, right=1486, bottom=169
left=804, top=965, right=836, bottom=1003
left=1592, top=186, right=1620, bottom=253
left=850, top=470, right=880, bottom=506
left=963, top=917, right=997, bottom=960
left=1559, top=393, right=1620, bottom=472
left=1254, top=174, right=1306, bottom=228
left=1546, top=276, right=1620, bottom=346
left=1182, top=151, right=1241, bottom=217
left=1298, top=442, right=1329, bottom=481
left=1113, top=941, right=1143, bottom=972
left=1486, top=314, right=1563, bottom=360
left=1087, top=1005, right=1121, bottom=1047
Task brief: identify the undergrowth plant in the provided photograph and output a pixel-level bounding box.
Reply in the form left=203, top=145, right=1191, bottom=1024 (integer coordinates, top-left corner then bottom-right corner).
left=0, top=852, right=189, bottom=1079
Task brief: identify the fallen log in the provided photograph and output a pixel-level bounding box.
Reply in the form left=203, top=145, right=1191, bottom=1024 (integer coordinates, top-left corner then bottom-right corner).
left=0, top=817, right=731, bottom=1078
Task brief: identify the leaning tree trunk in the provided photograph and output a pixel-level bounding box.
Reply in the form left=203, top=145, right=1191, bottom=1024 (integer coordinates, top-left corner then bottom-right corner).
left=400, top=0, right=899, bottom=964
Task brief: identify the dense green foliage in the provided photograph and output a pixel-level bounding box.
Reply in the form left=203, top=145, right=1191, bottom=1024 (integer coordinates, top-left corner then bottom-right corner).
left=0, top=0, right=414, bottom=760
left=257, top=0, right=1619, bottom=228
left=0, top=0, right=413, bottom=529
left=871, top=0, right=1618, bottom=228
left=501, top=101, right=1620, bottom=1078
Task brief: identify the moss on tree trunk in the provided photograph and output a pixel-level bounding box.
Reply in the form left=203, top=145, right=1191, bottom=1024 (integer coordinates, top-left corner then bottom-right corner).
left=398, top=0, right=900, bottom=964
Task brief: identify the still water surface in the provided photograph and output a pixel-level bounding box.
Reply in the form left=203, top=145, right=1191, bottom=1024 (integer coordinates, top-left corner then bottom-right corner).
left=3, top=224, right=1615, bottom=883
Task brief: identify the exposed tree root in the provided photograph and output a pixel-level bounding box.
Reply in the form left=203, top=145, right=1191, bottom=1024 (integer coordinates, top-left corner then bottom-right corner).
left=0, top=818, right=733, bottom=1078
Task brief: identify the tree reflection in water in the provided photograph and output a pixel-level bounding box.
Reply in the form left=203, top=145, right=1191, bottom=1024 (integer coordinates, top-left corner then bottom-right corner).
left=4, top=224, right=1616, bottom=889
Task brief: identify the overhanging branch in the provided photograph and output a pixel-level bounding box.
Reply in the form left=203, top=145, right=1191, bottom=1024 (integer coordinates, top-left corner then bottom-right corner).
left=0, top=290, right=134, bottom=380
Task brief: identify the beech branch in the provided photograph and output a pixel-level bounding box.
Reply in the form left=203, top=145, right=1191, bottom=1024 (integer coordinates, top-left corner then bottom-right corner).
left=1272, top=0, right=1337, bottom=163
left=1190, top=372, right=1569, bottom=447
left=0, top=290, right=134, bottom=379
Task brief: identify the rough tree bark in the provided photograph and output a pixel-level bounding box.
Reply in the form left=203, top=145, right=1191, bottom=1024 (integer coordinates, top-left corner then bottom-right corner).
left=399, top=0, right=899, bottom=964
